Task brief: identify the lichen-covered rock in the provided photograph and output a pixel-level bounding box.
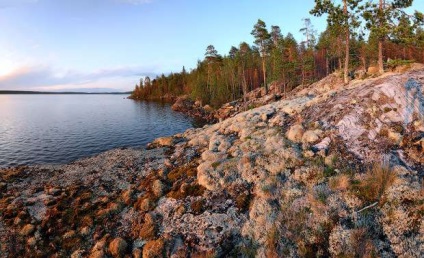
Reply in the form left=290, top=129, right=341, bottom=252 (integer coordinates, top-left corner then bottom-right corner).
left=380, top=173, right=423, bottom=258
left=109, top=237, right=127, bottom=257
left=286, top=124, right=305, bottom=142
left=1, top=68, right=424, bottom=257
left=328, top=225, right=355, bottom=256
left=152, top=136, right=174, bottom=147
left=138, top=212, right=159, bottom=240
left=19, top=224, right=35, bottom=236
left=152, top=180, right=166, bottom=198
left=142, top=239, right=165, bottom=258
left=302, top=129, right=323, bottom=144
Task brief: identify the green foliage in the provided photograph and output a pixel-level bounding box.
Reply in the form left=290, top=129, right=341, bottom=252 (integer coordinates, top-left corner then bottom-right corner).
left=311, top=0, right=362, bottom=83
left=251, top=19, right=271, bottom=57
left=323, top=166, right=337, bottom=177
left=386, top=58, right=414, bottom=69
left=362, top=0, right=417, bottom=41
left=130, top=6, right=424, bottom=107
left=310, top=0, right=362, bottom=33
left=362, top=0, right=423, bottom=72
left=251, top=19, right=272, bottom=92
left=211, top=161, right=221, bottom=169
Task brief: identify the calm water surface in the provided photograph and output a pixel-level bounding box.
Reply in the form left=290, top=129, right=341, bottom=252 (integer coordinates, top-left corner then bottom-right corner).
left=0, top=95, right=202, bottom=167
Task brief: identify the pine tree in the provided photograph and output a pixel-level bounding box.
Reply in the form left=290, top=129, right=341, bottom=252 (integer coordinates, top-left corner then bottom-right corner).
left=311, top=0, right=361, bottom=84
left=270, top=25, right=283, bottom=47
left=362, top=0, right=422, bottom=73
left=238, top=42, right=251, bottom=102
left=317, top=25, right=345, bottom=74
left=251, top=19, right=271, bottom=93
left=229, top=46, right=238, bottom=59
left=205, top=45, right=218, bottom=94
left=300, top=18, right=317, bottom=49
left=299, top=18, right=317, bottom=84
left=205, top=45, right=219, bottom=62
left=281, top=33, right=300, bottom=92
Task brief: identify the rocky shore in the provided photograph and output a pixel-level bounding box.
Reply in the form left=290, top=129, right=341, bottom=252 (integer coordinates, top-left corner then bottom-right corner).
left=170, top=83, right=287, bottom=124
left=1, top=67, right=423, bottom=257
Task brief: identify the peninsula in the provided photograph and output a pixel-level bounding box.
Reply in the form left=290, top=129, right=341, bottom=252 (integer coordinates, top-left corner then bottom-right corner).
left=1, top=67, right=423, bottom=257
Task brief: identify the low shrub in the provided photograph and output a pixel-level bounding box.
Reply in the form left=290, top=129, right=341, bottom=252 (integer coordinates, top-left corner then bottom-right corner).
left=351, top=163, right=396, bottom=204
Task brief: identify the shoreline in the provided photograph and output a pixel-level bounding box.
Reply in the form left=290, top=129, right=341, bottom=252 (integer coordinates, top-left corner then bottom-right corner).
left=1, top=69, right=423, bottom=257
left=0, top=95, right=205, bottom=169
left=129, top=95, right=218, bottom=123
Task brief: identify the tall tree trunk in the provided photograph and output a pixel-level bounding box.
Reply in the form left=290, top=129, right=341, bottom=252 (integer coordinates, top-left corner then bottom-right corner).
left=302, top=59, right=305, bottom=86
left=242, top=64, right=248, bottom=103
left=378, top=40, right=384, bottom=74
left=422, top=48, right=424, bottom=64
left=343, top=0, right=349, bottom=84
left=324, top=48, right=329, bottom=75
left=378, top=0, right=385, bottom=74
left=262, top=57, right=267, bottom=94
left=361, top=54, right=366, bottom=72
left=338, top=36, right=343, bottom=70
left=207, top=64, right=211, bottom=94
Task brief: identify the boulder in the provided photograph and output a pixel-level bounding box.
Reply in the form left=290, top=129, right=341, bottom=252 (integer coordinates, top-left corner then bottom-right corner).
left=109, top=237, right=127, bottom=257
left=139, top=212, right=158, bottom=240
left=142, top=239, right=165, bottom=258
left=171, top=96, right=194, bottom=112
left=313, top=137, right=331, bottom=152
left=121, top=188, right=133, bottom=205
left=152, top=179, right=166, bottom=197
left=388, top=130, right=402, bottom=145
left=19, top=224, right=35, bottom=236
left=152, top=136, right=174, bottom=147
left=286, top=124, right=305, bottom=142
left=194, top=100, right=202, bottom=107
left=203, top=105, right=214, bottom=113
left=132, top=249, right=142, bottom=258
left=302, top=130, right=322, bottom=144
left=413, top=138, right=424, bottom=150
left=367, top=66, right=379, bottom=74
left=89, top=250, right=105, bottom=258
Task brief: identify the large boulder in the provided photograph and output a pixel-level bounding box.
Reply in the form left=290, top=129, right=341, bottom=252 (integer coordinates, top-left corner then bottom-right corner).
left=286, top=124, right=305, bottom=143
left=171, top=96, right=194, bottom=112
left=109, top=237, right=127, bottom=257
left=302, top=129, right=323, bottom=144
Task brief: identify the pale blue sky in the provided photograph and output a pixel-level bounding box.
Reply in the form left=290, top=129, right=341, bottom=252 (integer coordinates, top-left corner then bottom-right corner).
left=0, top=0, right=422, bottom=91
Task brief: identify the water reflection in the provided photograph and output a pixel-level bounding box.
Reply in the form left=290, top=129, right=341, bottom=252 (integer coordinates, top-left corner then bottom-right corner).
left=0, top=95, right=201, bottom=167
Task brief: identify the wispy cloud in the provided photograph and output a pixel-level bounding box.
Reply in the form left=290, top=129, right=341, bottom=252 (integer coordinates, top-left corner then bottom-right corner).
left=0, top=65, right=157, bottom=90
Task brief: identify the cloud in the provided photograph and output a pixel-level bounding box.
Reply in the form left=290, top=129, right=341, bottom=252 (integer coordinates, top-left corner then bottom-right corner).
left=0, top=0, right=38, bottom=8
left=0, top=65, right=158, bottom=90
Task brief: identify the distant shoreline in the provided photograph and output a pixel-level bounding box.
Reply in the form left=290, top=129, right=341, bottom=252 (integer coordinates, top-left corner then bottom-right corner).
left=0, top=90, right=131, bottom=95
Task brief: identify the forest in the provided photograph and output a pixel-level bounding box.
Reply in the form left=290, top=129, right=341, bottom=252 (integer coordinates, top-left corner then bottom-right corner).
left=130, top=0, right=424, bottom=108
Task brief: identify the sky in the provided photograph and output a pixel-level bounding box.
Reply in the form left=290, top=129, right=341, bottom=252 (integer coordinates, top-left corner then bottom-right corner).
left=0, top=0, right=423, bottom=92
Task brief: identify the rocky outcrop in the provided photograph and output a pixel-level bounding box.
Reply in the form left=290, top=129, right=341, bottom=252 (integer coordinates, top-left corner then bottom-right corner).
left=171, top=95, right=217, bottom=123
left=214, top=82, right=285, bottom=121
left=1, top=68, right=423, bottom=257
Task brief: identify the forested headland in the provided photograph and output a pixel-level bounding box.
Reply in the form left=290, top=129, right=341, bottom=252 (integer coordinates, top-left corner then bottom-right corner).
left=130, top=0, right=424, bottom=108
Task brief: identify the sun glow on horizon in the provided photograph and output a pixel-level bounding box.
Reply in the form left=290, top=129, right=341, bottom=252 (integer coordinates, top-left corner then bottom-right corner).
left=0, top=59, right=19, bottom=78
